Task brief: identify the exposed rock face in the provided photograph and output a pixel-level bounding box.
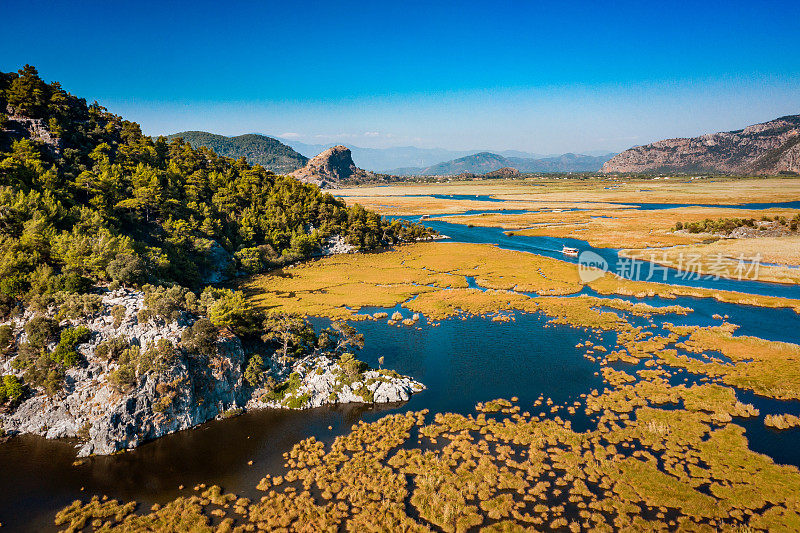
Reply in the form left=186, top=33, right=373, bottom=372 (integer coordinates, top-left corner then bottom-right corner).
left=0, top=289, right=424, bottom=456
left=1, top=290, right=248, bottom=456
left=2, top=105, right=63, bottom=152
left=197, top=239, right=235, bottom=284
left=246, top=355, right=424, bottom=410
left=321, top=234, right=358, bottom=256
left=290, top=145, right=374, bottom=188
left=602, top=115, right=800, bottom=175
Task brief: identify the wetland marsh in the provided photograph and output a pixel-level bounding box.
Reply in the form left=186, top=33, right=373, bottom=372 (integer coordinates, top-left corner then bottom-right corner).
left=6, top=178, right=800, bottom=532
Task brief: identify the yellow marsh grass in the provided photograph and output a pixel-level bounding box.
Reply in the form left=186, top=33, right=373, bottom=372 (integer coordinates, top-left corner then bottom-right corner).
left=590, top=272, right=800, bottom=313
left=337, top=194, right=634, bottom=216
left=241, top=242, right=585, bottom=318
left=621, top=235, right=800, bottom=284
left=487, top=177, right=800, bottom=205
left=439, top=207, right=800, bottom=249
left=665, top=324, right=800, bottom=400
left=333, top=195, right=622, bottom=216
left=242, top=242, right=800, bottom=319
left=337, top=177, right=800, bottom=206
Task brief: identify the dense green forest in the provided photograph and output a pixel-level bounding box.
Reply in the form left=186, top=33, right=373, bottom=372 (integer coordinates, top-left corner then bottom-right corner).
left=0, top=65, right=432, bottom=306
left=165, top=131, right=308, bottom=174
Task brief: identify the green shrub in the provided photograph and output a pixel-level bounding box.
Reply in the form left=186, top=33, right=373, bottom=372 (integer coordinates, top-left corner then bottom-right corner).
left=95, top=336, right=128, bottom=361
left=106, top=254, right=145, bottom=287
left=149, top=338, right=177, bottom=372
left=0, top=325, right=14, bottom=354
left=109, top=364, right=136, bottom=392
left=24, top=315, right=59, bottom=347
left=354, top=385, right=374, bottom=403
left=0, top=375, right=24, bottom=405
left=111, top=305, right=126, bottom=328
left=143, top=285, right=193, bottom=321
left=51, top=326, right=90, bottom=367
left=181, top=318, right=218, bottom=357
left=57, top=293, right=103, bottom=319
left=244, top=354, right=265, bottom=387
left=109, top=346, right=146, bottom=391
left=199, top=287, right=259, bottom=335
left=268, top=372, right=301, bottom=402
left=285, top=393, right=310, bottom=409
left=338, top=352, right=367, bottom=379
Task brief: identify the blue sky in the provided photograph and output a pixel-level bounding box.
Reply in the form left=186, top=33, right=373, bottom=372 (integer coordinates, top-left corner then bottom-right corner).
left=2, top=0, right=798, bottom=153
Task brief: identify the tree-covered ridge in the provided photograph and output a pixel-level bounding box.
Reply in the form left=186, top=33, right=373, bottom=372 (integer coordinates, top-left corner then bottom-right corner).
left=165, top=131, right=309, bottom=174
left=0, top=65, right=433, bottom=300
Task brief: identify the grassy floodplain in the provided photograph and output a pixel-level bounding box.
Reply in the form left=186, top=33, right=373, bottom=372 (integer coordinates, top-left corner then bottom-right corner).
left=335, top=176, right=800, bottom=212
left=435, top=206, right=800, bottom=249
left=57, top=177, right=800, bottom=532
left=620, top=236, right=800, bottom=284
left=241, top=242, right=800, bottom=319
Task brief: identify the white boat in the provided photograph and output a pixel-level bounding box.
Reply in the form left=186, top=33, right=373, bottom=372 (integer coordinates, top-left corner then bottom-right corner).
left=420, top=214, right=430, bottom=220
left=562, top=246, right=579, bottom=257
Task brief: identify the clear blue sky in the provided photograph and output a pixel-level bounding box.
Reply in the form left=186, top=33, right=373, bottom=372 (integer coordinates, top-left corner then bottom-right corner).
left=2, top=0, right=798, bottom=153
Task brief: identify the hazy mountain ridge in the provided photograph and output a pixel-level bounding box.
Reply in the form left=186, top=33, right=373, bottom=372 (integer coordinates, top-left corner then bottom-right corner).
left=275, top=138, right=591, bottom=172
left=166, top=131, right=308, bottom=174
left=602, top=115, right=800, bottom=175
left=391, top=151, right=615, bottom=176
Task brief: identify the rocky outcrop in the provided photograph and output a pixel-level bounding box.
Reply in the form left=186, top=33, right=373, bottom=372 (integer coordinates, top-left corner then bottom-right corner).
left=1, top=290, right=248, bottom=456
left=197, top=238, right=235, bottom=284
left=483, top=166, right=521, bottom=179
left=320, top=234, right=358, bottom=256
left=290, top=145, right=375, bottom=188
left=0, top=289, right=423, bottom=456
left=602, top=114, right=800, bottom=175
left=2, top=105, right=63, bottom=152
left=247, top=355, right=424, bottom=410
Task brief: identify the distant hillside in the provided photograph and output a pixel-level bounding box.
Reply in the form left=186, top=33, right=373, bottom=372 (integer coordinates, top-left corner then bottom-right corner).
left=392, top=152, right=615, bottom=176
left=166, top=131, right=308, bottom=174
left=602, top=115, right=800, bottom=175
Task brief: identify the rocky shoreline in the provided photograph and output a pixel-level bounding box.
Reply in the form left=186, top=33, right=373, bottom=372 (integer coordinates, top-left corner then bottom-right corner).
left=0, top=289, right=423, bottom=457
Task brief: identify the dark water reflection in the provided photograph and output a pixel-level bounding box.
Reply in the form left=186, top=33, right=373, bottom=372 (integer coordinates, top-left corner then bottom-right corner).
left=0, top=313, right=604, bottom=531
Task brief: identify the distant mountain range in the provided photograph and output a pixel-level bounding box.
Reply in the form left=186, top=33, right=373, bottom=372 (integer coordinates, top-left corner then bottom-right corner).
left=165, top=131, right=308, bottom=174
left=602, top=114, right=800, bottom=175
left=391, top=151, right=616, bottom=176
left=276, top=141, right=479, bottom=172
left=165, top=130, right=615, bottom=177
left=275, top=138, right=613, bottom=172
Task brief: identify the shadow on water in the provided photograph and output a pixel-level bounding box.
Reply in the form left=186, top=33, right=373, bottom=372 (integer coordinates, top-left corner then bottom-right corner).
left=0, top=402, right=403, bottom=532
left=0, top=313, right=603, bottom=532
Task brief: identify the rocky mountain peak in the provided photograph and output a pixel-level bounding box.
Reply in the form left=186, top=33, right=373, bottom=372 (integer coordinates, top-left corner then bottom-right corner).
left=290, top=145, right=374, bottom=188
left=602, top=114, right=800, bottom=175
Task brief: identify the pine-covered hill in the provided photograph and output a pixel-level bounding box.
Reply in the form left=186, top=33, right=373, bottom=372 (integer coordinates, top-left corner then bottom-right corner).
left=0, top=65, right=433, bottom=301
left=165, top=131, right=308, bottom=174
